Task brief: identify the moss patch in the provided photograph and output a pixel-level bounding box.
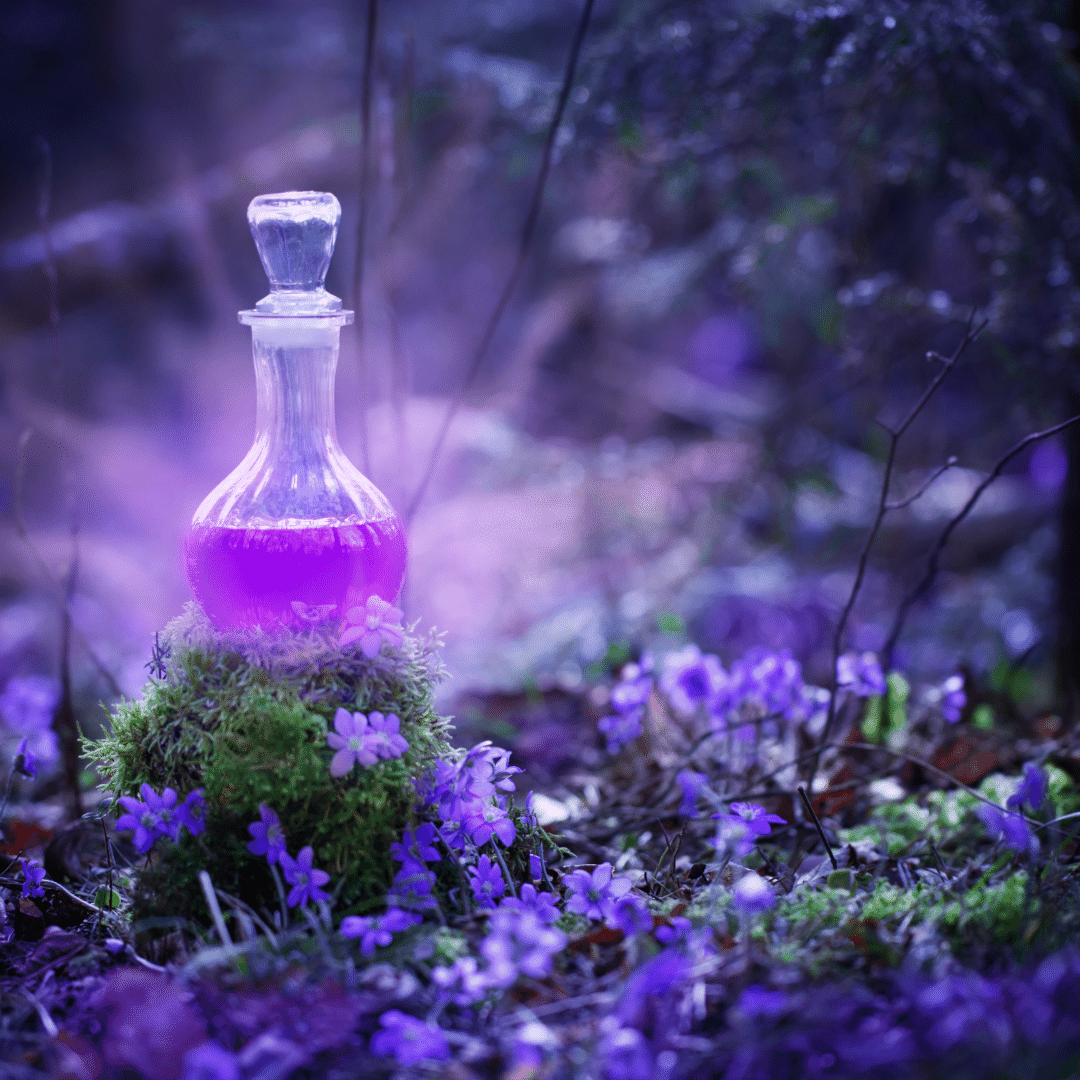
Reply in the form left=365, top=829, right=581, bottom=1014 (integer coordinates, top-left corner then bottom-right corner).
left=85, top=603, right=455, bottom=926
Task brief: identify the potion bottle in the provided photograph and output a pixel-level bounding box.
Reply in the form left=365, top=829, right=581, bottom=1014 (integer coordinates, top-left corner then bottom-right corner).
left=184, top=191, right=406, bottom=631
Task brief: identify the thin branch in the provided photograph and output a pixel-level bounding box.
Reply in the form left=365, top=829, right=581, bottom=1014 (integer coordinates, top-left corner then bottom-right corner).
left=353, top=0, right=379, bottom=477
left=806, top=313, right=985, bottom=788
left=13, top=428, right=123, bottom=698
left=798, top=786, right=838, bottom=870
left=885, top=456, right=958, bottom=510
left=882, top=409, right=1080, bottom=667
left=404, top=0, right=596, bottom=526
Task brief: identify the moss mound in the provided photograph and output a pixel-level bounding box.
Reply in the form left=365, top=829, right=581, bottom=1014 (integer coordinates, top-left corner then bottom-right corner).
left=86, top=603, right=455, bottom=926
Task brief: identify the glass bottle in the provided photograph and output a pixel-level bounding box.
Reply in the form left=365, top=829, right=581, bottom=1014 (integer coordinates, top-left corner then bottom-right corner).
left=183, top=191, right=406, bottom=631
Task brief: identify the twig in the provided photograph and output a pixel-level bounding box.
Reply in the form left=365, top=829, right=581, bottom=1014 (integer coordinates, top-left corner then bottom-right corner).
left=885, top=457, right=958, bottom=510
left=14, top=438, right=122, bottom=698
left=798, top=786, right=838, bottom=870
left=882, top=409, right=1080, bottom=667
left=353, top=0, right=379, bottom=477
left=33, top=136, right=84, bottom=819
left=807, top=313, right=985, bottom=787
left=0, top=875, right=100, bottom=913
left=928, top=836, right=950, bottom=880
left=404, top=0, right=596, bottom=525
left=492, top=844, right=517, bottom=899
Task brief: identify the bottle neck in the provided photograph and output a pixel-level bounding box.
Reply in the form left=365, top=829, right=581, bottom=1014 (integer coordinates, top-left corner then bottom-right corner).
left=251, top=322, right=340, bottom=456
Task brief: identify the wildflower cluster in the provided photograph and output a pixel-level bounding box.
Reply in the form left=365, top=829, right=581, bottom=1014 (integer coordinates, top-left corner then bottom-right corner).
left=247, top=804, right=331, bottom=907
left=114, top=783, right=206, bottom=853
left=326, top=707, right=409, bottom=777
left=656, top=644, right=831, bottom=744
left=598, top=658, right=653, bottom=752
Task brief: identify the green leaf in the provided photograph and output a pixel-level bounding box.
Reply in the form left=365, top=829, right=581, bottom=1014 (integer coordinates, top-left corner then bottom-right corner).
left=861, top=695, right=884, bottom=743
left=657, top=613, right=685, bottom=634
left=971, top=704, right=994, bottom=731
left=94, top=887, right=122, bottom=910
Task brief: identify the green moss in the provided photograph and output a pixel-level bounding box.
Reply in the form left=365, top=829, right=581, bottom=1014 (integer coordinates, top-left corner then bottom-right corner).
left=85, top=603, right=456, bottom=927
left=777, top=886, right=853, bottom=931
left=929, top=871, right=1035, bottom=948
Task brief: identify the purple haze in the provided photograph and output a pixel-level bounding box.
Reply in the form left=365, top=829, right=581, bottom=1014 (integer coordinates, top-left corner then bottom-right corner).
left=184, top=519, right=406, bottom=631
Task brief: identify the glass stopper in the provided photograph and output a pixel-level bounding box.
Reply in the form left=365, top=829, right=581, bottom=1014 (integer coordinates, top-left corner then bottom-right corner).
left=248, top=191, right=344, bottom=315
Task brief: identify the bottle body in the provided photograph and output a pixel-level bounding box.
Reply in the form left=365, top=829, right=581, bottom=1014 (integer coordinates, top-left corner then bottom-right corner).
left=185, top=315, right=406, bottom=631
left=184, top=518, right=406, bottom=630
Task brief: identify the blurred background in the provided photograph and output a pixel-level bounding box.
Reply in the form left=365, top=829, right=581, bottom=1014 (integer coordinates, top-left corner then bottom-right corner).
left=2, top=0, right=1080, bottom=805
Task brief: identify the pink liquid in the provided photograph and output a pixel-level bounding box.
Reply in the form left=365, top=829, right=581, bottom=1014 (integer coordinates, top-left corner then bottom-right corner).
left=184, top=519, right=407, bottom=631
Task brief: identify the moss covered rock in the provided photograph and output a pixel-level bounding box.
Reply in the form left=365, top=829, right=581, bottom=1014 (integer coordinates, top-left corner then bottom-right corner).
left=86, top=603, right=455, bottom=926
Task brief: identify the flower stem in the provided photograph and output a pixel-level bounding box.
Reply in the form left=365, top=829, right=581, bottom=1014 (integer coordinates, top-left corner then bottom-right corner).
left=492, top=844, right=517, bottom=899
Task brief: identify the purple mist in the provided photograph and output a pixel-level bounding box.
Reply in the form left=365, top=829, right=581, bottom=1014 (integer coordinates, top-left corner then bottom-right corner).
left=184, top=518, right=406, bottom=631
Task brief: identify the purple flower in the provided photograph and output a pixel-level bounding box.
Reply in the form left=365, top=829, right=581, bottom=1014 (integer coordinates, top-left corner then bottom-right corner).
left=713, top=816, right=755, bottom=858
left=462, top=798, right=516, bottom=848
left=563, top=862, right=633, bottom=921
left=365, top=711, right=409, bottom=760
left=499, top=883, right=560, bottom=924
left=459, top=741, right=520, bottom=798
left=711, top=648, right=805, bottom=730
left=468, top=854, right=506, bottom=909
left=529, top=852, right=544, bottom=881
left=616, top=948, right=691, bottom=1031
left=609, top=893, right=653, bottom=936
left=676, top=769, right=709, bottom=818
left=435, top=797, right=472, bottom=850
left=661, top=645, right=727, bottom=716
left=14, top=736, right=37, bottom=779
left=340, top=907, right=420, bottom=954
left=181, top=1040, right=240, bottom=1080
left=19, top=857, right=45, bottom=899
left=941, top=674, right=967, bottom=723
left=340, top=596, right=405, bottom=658
left=976, top=803, right=1037, bottom=855
left=713, top=801, right=786, bottom=837
left=599, top=709, right=644, bottom=753
left=370, top=1010, right=449, bottom=1065
left=736, top=985, right=789, bottom=1019
left=0, top=675, right=60, bottom=732
left=116, top=793, right=162, bottom=854
left=733, top=872, right=776, bottom=916
left=246, top=804, right=287, bottom=864
left=390, top=823, right=441, bottom=865
left=326, top=709, right=379, bottom=776
left=481, top=907, right=568, bottom=985
left=432, top=955, right=489, bottom=1005
left=178, top=788, right=206, bottom=837
left=610, top=664, right=653, bottom=713
left=387, top=863, right=438, bottom=912
left=654, top=915, right=691, bottom=944
left=836, top=652, right=888, bottom=697
left=278, top=846, right=332, bottom=907
left=136, top=784, right=182, bottom=841
left=414, top=758, right=458, bottom=810
left=1007, top=762, right=1049, bottom=814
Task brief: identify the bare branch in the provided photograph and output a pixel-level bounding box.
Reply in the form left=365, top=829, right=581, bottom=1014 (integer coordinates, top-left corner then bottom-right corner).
left=404, top=0, right=596, bottom=526
left=805, top=313, right=985, bottom=789
left=882, top=410, right=1080, bottom=668
left=885, top=456, right=958, bottom=511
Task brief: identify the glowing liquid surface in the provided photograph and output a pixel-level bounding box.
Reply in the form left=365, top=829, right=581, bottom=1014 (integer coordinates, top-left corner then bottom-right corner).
left=184, top=519, right=406, bottom=631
